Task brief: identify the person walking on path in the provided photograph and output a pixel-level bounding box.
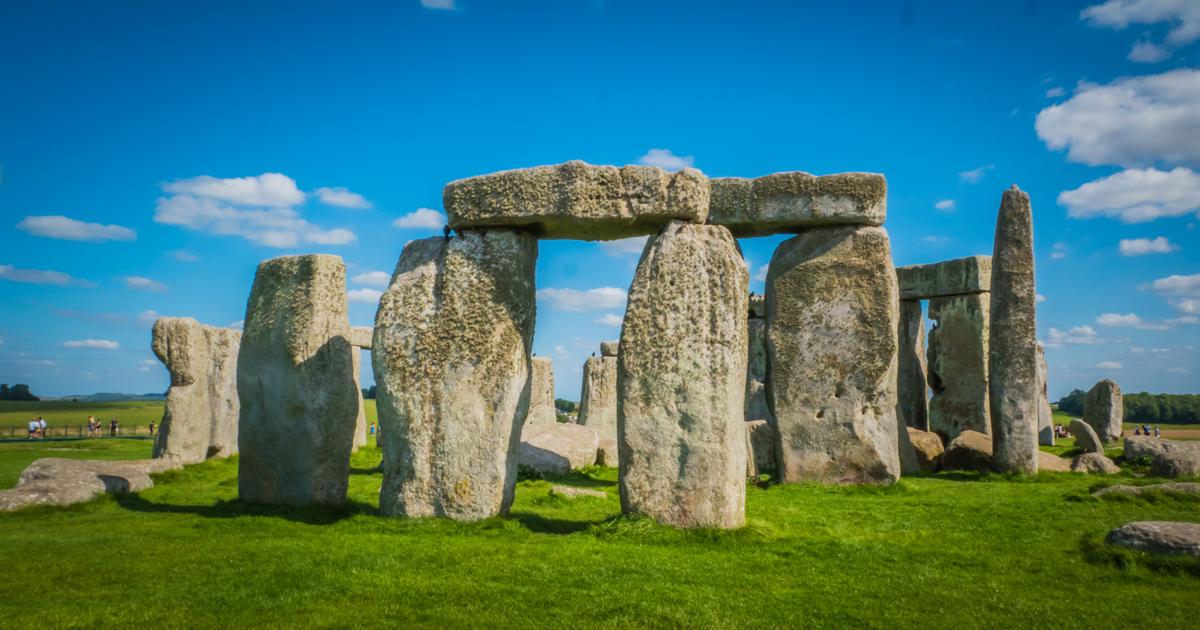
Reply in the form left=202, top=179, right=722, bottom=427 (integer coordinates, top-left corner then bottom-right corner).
left=109, top=419, right=118, bottom=437
left=37, top=417, right=47, bottom=439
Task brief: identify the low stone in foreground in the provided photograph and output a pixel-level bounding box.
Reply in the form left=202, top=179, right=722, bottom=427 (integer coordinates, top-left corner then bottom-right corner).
left=1071, top=453, right=1120, bottom=475
left=906, top=428, right=945, bottom=473
left=0, top=458, right=179, bottom=512
left=1068, top=419, right=1104, bottom=455
left=519, top=422, right=600, bottom=476
left=1106, top=521, right=1200, bottom=557
left=1093, top=483, right=1200, bottom=498
left=708, top=171, right=887, bottom=236
left=941, top=430, right=1071, bottom=472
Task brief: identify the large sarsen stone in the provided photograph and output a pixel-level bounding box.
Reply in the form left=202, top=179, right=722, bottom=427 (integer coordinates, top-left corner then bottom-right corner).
left=926, top=293, right=990, bottom=441
left=1084, top=379, right=1123, bottom=443
left=525, top=356, right=557, bottom=426
left=578, top=353, right=617, bottom=445
left=708, top=172, right=886, bottom=237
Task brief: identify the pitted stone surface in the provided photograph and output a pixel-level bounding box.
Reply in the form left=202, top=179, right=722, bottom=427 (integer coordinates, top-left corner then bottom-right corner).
left=927, top=293, right=990, bottom=441
left=745, top=419, right=777, bottom=475
left=525, top=357, right=557, bottom=426
left=237, top=254, right=358, bottom=507
left=374, top=231, right=537, bottom=520
left=0, top=458, right=179, bottom=512
left=897, top=300, right=928, bottom=431
left=444, top=161, right=708, bottom=239
left=1106, top=522, right=1200, bottom=557
left=152, top=318, right=241, bottom=464
left=767, top=225, right=901, bottom=484
left=1152, top=450, right=1200, bottom=478
left=519, top=423, right=600, bottom=475
left=896, top=256, right=992, bottom=300
left=599, top=341, right=619, bottom=357
left=988, top=186, right=1039, bottom=474
left=744, top=318, right=772, bottom=424
left=619, top=221, right=748, bottom=528
left=349, top=326, right=373, bottom=349
left=708, top=172, right=886, bottom=236
left=1071, top=452, right=1120, bottom=474
left=1094, top=482, right=1200, bottom=498
left=1037, top=343, right=1055, bottom=446
left=578, top=355, right=617, bottom=445
left=1084, top=379, right=1123, bottom=443
left=906, top=427, right=944, bottom=473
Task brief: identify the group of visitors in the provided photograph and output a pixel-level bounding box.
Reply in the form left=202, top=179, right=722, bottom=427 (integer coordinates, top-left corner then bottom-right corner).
left=26, top=417, right=47, bottom=438
left=1132, top=424, right=1161, bottom=438
left=85, top=416, right=123, bottom=437
left=1052, top=423, right=1070, bottom=439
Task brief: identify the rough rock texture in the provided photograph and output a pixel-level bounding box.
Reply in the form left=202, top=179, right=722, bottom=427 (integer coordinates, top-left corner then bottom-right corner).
left=745, top=419, right=777, bottom=475
left=1039, top=452, right=1073, bottom=472
left=600, top=341, right=619, bottom=357
left=596, top=438, right=619, bottom=467
left=352, top=348, right=367, bottom=450
left=766, top=226, right=901, bottom=484
left=1093, top=482, right=1200, bottom=498
left=744, top=317, right=772, bottom=424
left=941, top=430, right=994, bottom=472
left=906, top=427, right=944, bottom=473
left=1106, top=522, right=1200, bottom=557
left=927, top=293, right=990, bottom=441
left=525, top=357, right=557, bottom=426
left=578, top=354, right=617, bottom=445
left=519, top=423, right=600, bottom=475
left=897, top=300, right=928, bottom=431
left=0, top=458, right=179, bottom=511
left=896, top=256, right=992, bottom=300
left=237, top=254, right=359, bottom=507
left=550, top=485, right=607, bottom=500
left=1036, top=343, right=1055, bottom=446
left=1151, top=450, right=1200, bottom=478
left=708, top=172, right=887, bottom=237
left=349, top=326, right=373, bottom=349
left=1069, top=419, right=1104, bottom=454
left=1071, top=452, right=1121, bottom=474
left=1084, top=379, right=1124, bottom=443
left=1124, top=436, right=1200, bottom=461
left=151, top=317, right=241, bottom=465
left=619, top=221, right=748, bottom=528
left=444, top=161, right=708, bottom=239
left=373, top=232, right=537, bottom=520
left=988, top=186, right=1039, bottom=474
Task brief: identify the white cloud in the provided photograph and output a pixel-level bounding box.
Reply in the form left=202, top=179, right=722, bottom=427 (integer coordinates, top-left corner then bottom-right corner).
left=1096, top=360, right=1124, bottom=369
left=352, top=271, right=391, bottom=287
left=537, top=287, right=627, bottom=312
left=125, top=276, right=167, bottom=293
left=1050, top=242, right=1068, bottom=259
left=1037, top=293, right=1047, bottom=303
left=40, top=360, right=56, bottom=367
left=348, top=288, right=383, bottom=304
left=753, top=263, right=769, bottom=283
left=958, top=164, right=994, bottom=183
left=421, top=0, right=457, bottom=9
left=593, top=313, right=623, bottom=327
left=1129, top=40, right=1171, bottom=62
left=935, top=199, right=956, bottom=211
left=171, top=249, right=198, bottom=262
left=1045, top=325, right=1104, bottom=348
left=0, top=264, right=94, bottom=287
left=392, top=208, right=445, bottom=230
left=16, top=215, right=136, bottom=242
left=63, top=339, right=119, bottom=350
left=138, top=310, right=160, bottom=326
left=1045, top=86, right=1066, bottom=98
left=599, top=236, right=648, bottom=257
left=1119, top=236, right=1179, bottom=255
left=1149, top=272, right=1200, bottom=315
left=1095, top=312, right=1170, bottom=330
left=1082, top=0, right=1200, bottom=61
left=315, top=187, right=371, bottom=209
left=163, top=173, right=304, bottom=207
left=922, top=236, right=949, bottom=244
left=1059, top=167, right=1200, bottom=222
left=637, top=149, right=695, bottom=172
left=1035, top=69, right=1200, bottom=168
left=155, top=193, right=355, bottom=248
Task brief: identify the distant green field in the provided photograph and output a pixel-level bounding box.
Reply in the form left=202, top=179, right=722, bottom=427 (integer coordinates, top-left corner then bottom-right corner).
left=0, top=400, right=165, bottom=437
left=0, top=439, right=152, bottom=489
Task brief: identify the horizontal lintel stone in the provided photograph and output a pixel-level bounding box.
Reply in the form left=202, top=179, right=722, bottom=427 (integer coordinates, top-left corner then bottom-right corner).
left=707, top=172, right=887, bottom=237
left=896, top=255, right=992, bottom=300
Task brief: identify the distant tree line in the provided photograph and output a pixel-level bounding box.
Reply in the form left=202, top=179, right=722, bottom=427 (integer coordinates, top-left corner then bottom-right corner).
left=0, top=384, right=40, bottom=401
left=1057, top=390, right=1200, bottom=424
left=362, top=385, right=376, bottom=400
left=555, top=399, right=577, bottom=413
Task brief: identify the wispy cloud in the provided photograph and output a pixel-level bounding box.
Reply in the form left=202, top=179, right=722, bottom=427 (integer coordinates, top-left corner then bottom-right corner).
left=163, top=172, right=304, bottom=207
left=1095, top=312, right=1170, bottom=330
left=1148, top=272, right=1200, bottom=315
left=16, top=215, right=136, bottom=242
left=593, top=313, right=623, bottom=327
left=1081, top=0, right=1200, bottom=62
left=170, top=249, right=199, bottom=262
left=1060, top=167, right=1200, bottom=223
left=63, top=339, right=119, bottom=350
left=637, top=148, right=694, bottom=172
left=1045, top=86, right=1066, bottom=98
left=0, top=264, right=94, bottom=287
left=1044, top=325, right=1104, bottom=348
left=1050, top=242, right=1068, bottom=259
left=1096, top=360, right=1124, bottom=370
left=315, top=186, right=371, bottom=209
left=392, top=208, right=445, bottom=229
left=138, top=310, right=160, bottom=326
left=537, top=287, right=627, bottom=311
left=125, top=276, right=167, bottom=293
left=351, top=271, right=391, bottom=287
left=347, top=288, right=382, bottom=303
left=421, top=0, right=458, bottom=10
left=934, top=199, right=956, bottom=212
left=958, top=164, right=994, bottom=184
left=1119, top=236, right=1178, bottom=255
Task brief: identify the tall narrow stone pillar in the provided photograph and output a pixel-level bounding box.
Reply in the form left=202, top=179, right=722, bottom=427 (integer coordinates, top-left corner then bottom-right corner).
left=205, top=327, right=241, bottom=459
left=619, top=221, right=748, bottom=529
left=237, top=254, right=358, bottom=506
left=1036, top=343, right=1055, bottom=446
left=988, top=186, right=1039, bottom=473
left=745, top=294, right=772, bottom=424
left=896, top=299, right=928, bottom=431
left=374, top=230, right=537, bottom=520
left=152, top=318, right=242, bottom=464
left=351, top=348, right=367, bottom=451
left=927, top=293, right=991, bottom=440
left=767, top=226, right=901, bottom=484
left=578, top=342, right=618, bottom=462
left=525, top=357, right=557, bottom=426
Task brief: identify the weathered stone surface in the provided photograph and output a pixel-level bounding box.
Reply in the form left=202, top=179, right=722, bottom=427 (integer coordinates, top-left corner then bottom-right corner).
left=1093, top=482, right=1200, bottom=498
left=525, top=357, right=557, bottom=426
left=352, top=347, right=367, bottom=451
left=1036, top=343, right=1055, bottom=446
left=444, top=161, right=708, bottom=239
left=927, top=293, right=990, bottom=441
left=374, top=232, right=537, bottom=520
left=151, top=317, right=241, bottom=464
left=745, top=419, right=777, bottom=474
left=599, top=341, right=619, bottom=357
left=748, top=292, right=766, bottom=318
left=0, top=458, right=179, bottom=512
left=1039, top=451, right=1073, bottom=472
left=1106, top=521, right=1200, bottom=557
left=1151, top=450, right=1200, bottom=478
left=744, top=318, right=772, bottom=423
left=897, top=300, right=928, bottom=431
left=1071, top=452, right=1121, bottom=474
left=550, top=485, right=607, bottom=500
left=238, top=254, right=359, bottom=507
left=896, top=256, right=992, bottom=300
left=1084, top=379, right=1123, bottom=443
left=596, top=438, right=619, bottom=467
left=988, top=186, right=1039, bottom=474
left=1125, top=437, right=1200, bottom=461
left=708, top=172, right=887, bottom=237
left=578, top=355, right=617, bottom=444
left=1069, top=419, right=1104, bottom=454
left=941, top=430, right=993, bottom=472
left=519, top=423, right=599, bottom=475
left=619, top=221, right=748, bottom=528
left=906, top=427, right=944, bottom=473
left=767, top=226, right=901, bottom=484
left=349, top=326, right=373, bottom=349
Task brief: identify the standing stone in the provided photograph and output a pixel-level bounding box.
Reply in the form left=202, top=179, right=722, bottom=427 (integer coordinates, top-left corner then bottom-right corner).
left=152, top=318, right=241, bottom=464
left=1068, top=418, right=1104, bottom=454
left=204, top=326, right=241, bottom=458
left=767, top=225, right=901, bottom=484
left=896, top=300, right=928, bottom=430
left=1036, top=343, right=1055, bottom=446
left=926, top=293, right=990, bottom=441
left=374, top=231, right=537, bottom=520
left=578, top=351, right=618, bottom=452
left=351, top=348, right=368, bottom=451
left=525, top=357, right=557, bottom=426
left=237, top=255, right=358, bottom=506
left=988, top=186, right=1039, bottom=474
left=619, top=221, right=748, bottom=528
left=745, top=316, right=772, bottom=424
left=1084, top=379, right=1123, bottom=443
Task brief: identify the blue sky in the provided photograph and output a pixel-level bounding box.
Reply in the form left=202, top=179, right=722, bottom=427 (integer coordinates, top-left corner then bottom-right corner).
left=1, top=0, right=1197, bottom=400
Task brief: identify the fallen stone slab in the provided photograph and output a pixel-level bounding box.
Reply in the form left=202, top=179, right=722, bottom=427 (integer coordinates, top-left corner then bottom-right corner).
left=708, top=171, right=886, bottom=237
left=896, top=255, right=992, bottom=300
left=1084, top=379, right=1123, bottom=442
left=0, top=458, right=180, bottom=512
left=1124, top=436, right=1200, bottom=461
left=1068, top=419, right=1104, bottom=454
left=444, top=160, right=708, bottom=239
left=906, top=427, right=944, bottom=473
left=550, top=485, right=607, bottom=500
left=1093, top=482, right=1200, bottom=498
left=1105, top=521, right=1200, bottom=557
left=1151, top=450, right=1200, bottom=479
left=1071, top=452, right=1121, bottom=474
left=520, top=423, right=600, bottom=476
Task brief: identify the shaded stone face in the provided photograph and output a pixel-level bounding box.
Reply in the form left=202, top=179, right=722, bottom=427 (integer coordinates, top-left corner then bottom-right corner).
left=987, top=186, right=1039, bottom=474
left=619, top=221, right=748, bottom=528
left=577, top=355, right=617, bottom=444
left=151, top=317, right=241, bottom=464
left=766, top=225, right=901, bottom=484
left=237, top=254, right=358, bottom=507
left=443, top=161, right=708, bottom=240
left=1068, top=418, right=1104, bottom=454
left=1084, top=379, right=1123, bottom=442
left=708, top=172, right=887, bottom=237
left=1036, top=343, right=1055, bottom=446
left=599, top=341, right=619, bottom=357
left=525, top=356, right=557, bottom=427
left=745, top=419, right=777, bottom=475
left=744, top=318, right=772, bottom=424
left=926, top=293, right=990, bottom=441
left=896, top=300, right=928, bottom=431
left=351, top=348, right=367, bottom=451
left=373, top=231, right=537, bottom=521
left=896, top=256, right=992, bottom=300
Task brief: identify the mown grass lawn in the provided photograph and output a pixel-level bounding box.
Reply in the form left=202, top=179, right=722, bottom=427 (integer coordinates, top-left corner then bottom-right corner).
left=0, top=400, right=166, bottom=437
left=0, top=439, right=1197, bottom=628
left=0, top=438, right=152, bottom=489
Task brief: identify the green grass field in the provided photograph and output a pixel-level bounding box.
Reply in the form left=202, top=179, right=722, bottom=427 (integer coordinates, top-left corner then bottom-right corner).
left=0, top=400, right=166, bottom=438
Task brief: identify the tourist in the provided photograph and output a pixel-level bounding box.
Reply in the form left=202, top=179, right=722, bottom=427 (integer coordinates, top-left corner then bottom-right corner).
left=369, top=423, right=376, bottom=436
left=37, top=417, right=47, bottom=438
left=1154, top=425, right=1161, bottom=438
left=1134, top=425, right=1141, bottom=436
left=28, top=418, right=38, bottom=439
left=110, top=419, right=118, bottom=436
left=1143, top=424, right=1150, bottom=436
left=149, top=421, right=155, bottom=435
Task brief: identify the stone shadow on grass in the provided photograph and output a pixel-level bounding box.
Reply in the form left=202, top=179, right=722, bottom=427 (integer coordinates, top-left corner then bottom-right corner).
left=507, top=510, right=603, bottom=535
left=113, top=492, right=375, bottom=525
